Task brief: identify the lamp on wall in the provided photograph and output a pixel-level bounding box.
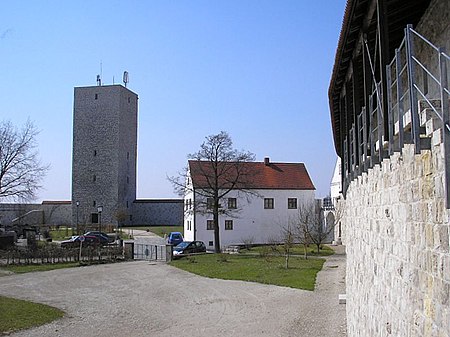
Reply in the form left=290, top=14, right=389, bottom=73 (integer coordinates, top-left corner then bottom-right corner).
left=76, top=201, right=80, bottom=235
left=97, top=206, right=103, bottom=232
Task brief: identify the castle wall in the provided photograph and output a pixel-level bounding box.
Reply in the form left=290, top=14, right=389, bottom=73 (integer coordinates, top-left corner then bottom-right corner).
left=341, top=1, right=450, bottom=335
left=0, top=202, right=71, bottom=227
left=342, top=142, right=449, bottom=336
left=132, top=199, right=183, bottom=226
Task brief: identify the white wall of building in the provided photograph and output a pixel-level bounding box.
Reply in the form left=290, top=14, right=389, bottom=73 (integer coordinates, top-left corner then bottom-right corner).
left=186, top=188, right=315, bottom=249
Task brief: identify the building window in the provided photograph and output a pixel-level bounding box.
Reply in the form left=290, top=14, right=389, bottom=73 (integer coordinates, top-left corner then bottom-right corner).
left=91, top=213, right=99, bottom=223
left=225, top=220, right=233, bottom=230
left=264, top=198, right=274, bottom=209
left=94, top=150, right=97, bottom=156
left=228, top=198, right=237, bottom=209
left=95, top=93, right=98, bottom=100
left=207, top=198, right=214, bottom=209
left=189, top=199, right=192, bottom=210
left=93, top=200, right=96, bottom=207
left=288, top=198, right=297, bottom=209
left=209, top=241, right=213, bottom=247
left=185, top=200, right=188, bottom=211
left=207, top=220, right=214, bottom=230
left=126, top=201, right=129, bottom=208
left=127, top=152, right=130, bottom=160
left=129, top=215, right=133, bottom=221
left=93, top=175, right=96, bottom=182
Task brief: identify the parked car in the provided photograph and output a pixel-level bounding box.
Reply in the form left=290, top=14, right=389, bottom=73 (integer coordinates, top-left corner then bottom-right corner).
left=167, top=232, right=183, bottom=246
left=84, top=231, right=112, bottom=244
left=173, top=241, right=206, bottom=257
left=60, top=235, right=101, bottom=248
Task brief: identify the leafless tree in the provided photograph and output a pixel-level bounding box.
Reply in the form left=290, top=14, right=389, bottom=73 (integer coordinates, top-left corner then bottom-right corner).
left=280, top=222, right=295, bottom=269
left=169, top=131, right=256, bottom=253
left=0, top=120, right=48, bottom=201
left=295, top=200, right=335, bottom=255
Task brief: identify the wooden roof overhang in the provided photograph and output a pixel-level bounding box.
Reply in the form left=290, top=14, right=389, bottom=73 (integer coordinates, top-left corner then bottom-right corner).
left=328, top=0, right=431, bottom=156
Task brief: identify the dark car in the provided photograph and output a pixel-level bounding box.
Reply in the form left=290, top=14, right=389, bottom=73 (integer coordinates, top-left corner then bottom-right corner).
left=84, top=231, right=112, bottom=244
left=173, top=241, right=206, bottom=257
left=60, top=235, right=101, bottom=248
left=167, top=232, right=183, bottom=246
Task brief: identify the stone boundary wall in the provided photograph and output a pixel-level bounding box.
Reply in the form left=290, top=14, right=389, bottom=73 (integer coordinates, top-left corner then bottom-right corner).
left=342, top=141, right=449, bottom=336
left=0, top=202, right=72, bottom=227
left=132, top=199, right=183, bottom=226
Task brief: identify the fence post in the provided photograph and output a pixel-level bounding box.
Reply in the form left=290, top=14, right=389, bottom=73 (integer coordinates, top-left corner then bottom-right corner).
left=396, top=48, right=405, bottom=152
left=405, top=24, right=421, bottom=154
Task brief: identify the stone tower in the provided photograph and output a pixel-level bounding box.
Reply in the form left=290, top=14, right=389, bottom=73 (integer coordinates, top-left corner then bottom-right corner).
left=72, top=85, right=138, bottom=231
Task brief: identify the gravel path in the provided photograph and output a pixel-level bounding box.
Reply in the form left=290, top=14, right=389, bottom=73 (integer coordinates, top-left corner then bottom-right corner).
left=0, top=246, right=347, bottom=337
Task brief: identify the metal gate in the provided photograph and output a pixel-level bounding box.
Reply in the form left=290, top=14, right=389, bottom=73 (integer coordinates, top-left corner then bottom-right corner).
left=134, top=243, right=173, bottom=262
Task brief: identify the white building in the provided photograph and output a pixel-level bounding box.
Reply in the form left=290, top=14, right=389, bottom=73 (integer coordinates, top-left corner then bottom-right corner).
left=183, top=158, right=316, bottom=249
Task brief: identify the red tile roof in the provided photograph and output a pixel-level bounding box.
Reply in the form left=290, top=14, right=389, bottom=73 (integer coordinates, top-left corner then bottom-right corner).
left=189, top=160, right=315, bottom=190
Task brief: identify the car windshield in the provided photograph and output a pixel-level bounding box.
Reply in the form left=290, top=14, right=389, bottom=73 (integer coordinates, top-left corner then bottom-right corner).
left=174, top=242, right=190, bottom=250
left=172, top=234, right=182, bottom=239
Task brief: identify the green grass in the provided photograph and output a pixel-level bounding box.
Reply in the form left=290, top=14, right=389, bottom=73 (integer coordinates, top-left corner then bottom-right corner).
left=49, top=227, right=73, bottom=241
left=170, top=253, right=325, bottom=291
left=241, top=244, right=335, bottom=257
left=0, top=296, right=64, bottom=334
left=122, top=225, right=184, bottom=237
left=1, top=262, right=80, bottom=274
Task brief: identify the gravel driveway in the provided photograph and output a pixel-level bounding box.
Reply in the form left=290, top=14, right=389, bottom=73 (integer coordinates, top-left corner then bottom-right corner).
left=0, top=246, right=346, bottom=337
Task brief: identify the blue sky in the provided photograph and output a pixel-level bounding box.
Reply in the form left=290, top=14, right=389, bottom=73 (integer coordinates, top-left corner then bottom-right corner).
left=1, top=1, right=345, bottom=201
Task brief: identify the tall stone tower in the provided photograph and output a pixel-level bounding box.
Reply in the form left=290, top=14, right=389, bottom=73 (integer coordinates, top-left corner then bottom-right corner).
left=72, top=85, right=138, bottom=230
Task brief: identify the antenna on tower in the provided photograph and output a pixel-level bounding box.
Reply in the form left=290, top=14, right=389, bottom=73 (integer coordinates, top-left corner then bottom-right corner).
left=96, top=61, right=103, bottom=86
left=123, top=71, right=129, bottom=87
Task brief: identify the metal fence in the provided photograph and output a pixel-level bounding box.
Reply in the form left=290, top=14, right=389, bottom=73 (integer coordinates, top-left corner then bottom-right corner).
left=342, top=25, right=450, bottom=207
left=134, top=243, right=173, bottom=262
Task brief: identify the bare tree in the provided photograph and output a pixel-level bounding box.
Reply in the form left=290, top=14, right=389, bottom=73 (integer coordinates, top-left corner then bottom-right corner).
left=295, top=200, right=335, bottom=255
left=280, top=222, right=295, bottom=269
left=0, top=120, right=48, bottom=201
left=169, top=131, right=255, bottom=253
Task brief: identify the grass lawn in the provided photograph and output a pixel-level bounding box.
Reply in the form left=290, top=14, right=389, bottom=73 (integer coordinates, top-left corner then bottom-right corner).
left=170, top=253, right=326, bottom=291
left=49, top=227, right=73, bottom=241
left=0, top=296, right=64, bottom=334
left=0, top=262, right=80, bottom=274
left=241, top=244, right=335, bottom=257
left=122, top=226, right=184, bottom=237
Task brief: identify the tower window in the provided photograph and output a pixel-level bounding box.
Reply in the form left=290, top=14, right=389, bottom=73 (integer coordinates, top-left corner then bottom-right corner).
left=93, top=175, right=96, bottom=182
left=94, top=150, right=97, bottom=157
left=127, top=152, right=130, bottom=160
left=128, top=97, right=131, bottom=103
left=93, top=200, right=96, bottom=207
left=126, top=201, right=129, bottom=208
left=95, top=93, right=98, bottom=100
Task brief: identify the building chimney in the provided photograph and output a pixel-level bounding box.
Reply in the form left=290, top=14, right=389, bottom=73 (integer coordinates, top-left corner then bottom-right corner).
left=264, top=157, right=270, bottom=166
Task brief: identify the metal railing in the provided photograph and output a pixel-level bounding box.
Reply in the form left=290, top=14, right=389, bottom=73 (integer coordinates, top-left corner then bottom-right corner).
left=342, top=25, right=450, bottom=207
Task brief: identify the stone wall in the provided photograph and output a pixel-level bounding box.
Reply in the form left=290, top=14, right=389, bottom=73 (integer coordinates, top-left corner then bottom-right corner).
left=0, top=202, right=71, bottom=227
left=132, top=199, right=183, bottom=226
left=341, top=1, right=450, bottom=336
left=342, top=141, right=449, bottom=336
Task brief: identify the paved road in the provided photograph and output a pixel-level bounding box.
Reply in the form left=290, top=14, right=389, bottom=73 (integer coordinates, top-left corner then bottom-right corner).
left=0, top=246, right=347, bottom=337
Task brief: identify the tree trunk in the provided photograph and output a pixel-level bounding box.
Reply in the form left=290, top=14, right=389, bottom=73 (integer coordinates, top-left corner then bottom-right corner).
left=316, top=244, right=320, bottom=254
left=303, top=244, right=308, bottom=259
left=213, top=198, right=221, bottom=253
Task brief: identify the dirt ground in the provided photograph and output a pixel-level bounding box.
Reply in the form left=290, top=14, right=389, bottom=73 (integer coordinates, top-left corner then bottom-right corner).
left=0, top=246, right=347, bottom=337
